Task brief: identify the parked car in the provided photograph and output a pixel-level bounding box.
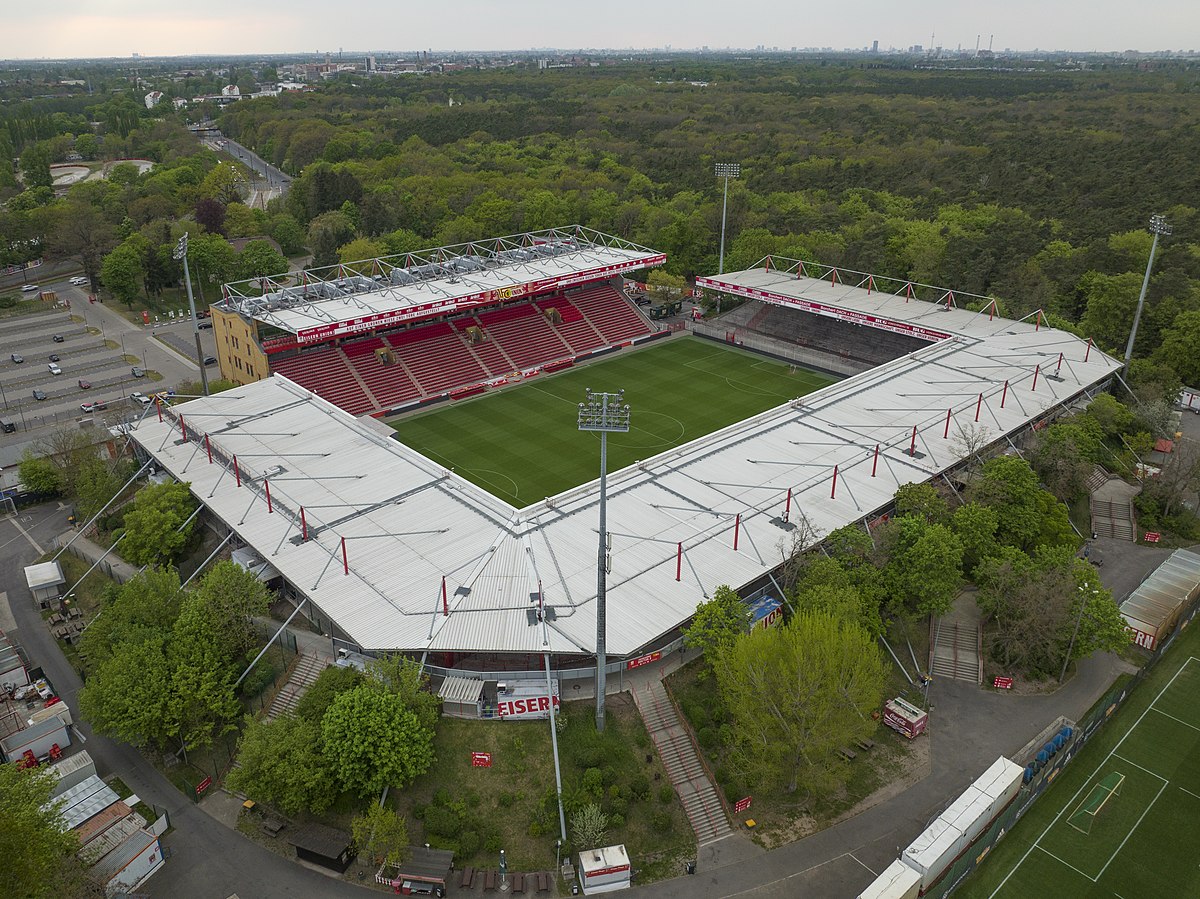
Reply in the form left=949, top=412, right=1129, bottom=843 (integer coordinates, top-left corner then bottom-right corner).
left=48, top=363, right=62, bottom=376
left=52, top=334, right=65, bottom=343
left=80, top=400, right=108, bottom=413
left=203, top=355, right=217, bottom=365
left=198, top=320, right=213, bottom=330
left=10, top=353, right=23, bottom=363
left=78, top=378, right=91, bottom=389
left=131, top=366, right=145, bottom=378
left=32, top=389, right=47, bottom=401
left=20, top=284, right=38, bottom=292
left=129, top=392, right=151, bottom=406
left=49, top=353, right=60, bottom=362
left=68, top=276, right=89, bottom=286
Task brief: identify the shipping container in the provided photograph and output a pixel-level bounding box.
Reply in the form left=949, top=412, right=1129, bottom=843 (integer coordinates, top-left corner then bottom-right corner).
left=0, top=715, right=69, bottom=762
left=857, top=859, right=922, bottom=899
left=47, top=749, right=96, bottom=797
left=902, top=817, right=969, bottom=891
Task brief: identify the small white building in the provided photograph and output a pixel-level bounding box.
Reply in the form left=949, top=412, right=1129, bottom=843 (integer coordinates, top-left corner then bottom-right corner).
left=221, top=84, right=241, bottom=97
left=578, top=845, right=631, bottom=894
left=24, top=561, right=65, bottom=608
left=143, top=90, right=164, bottom=109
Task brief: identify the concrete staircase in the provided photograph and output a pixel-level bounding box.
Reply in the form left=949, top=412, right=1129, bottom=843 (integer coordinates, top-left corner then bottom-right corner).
left=930, top=598, right=983, bottom=684
left=1091, top=498, right=1135, bottom=541
left=265, top=653, right=330, bottom=720
left=634, top=681, right=733, bottom=847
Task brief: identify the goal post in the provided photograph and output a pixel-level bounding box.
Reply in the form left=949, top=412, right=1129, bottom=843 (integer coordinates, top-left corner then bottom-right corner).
left=1067, top=772, right=1125, bottom=834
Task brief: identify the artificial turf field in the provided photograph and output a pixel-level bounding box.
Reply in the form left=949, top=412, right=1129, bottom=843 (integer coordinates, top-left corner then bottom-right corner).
left=389, top=336, right=836, bottom=506
left=957, top=618, right=1200, bottom=899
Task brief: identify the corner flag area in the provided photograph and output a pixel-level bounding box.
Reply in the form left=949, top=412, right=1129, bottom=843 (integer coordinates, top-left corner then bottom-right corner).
left=959, top=629, right=1200, bottom=898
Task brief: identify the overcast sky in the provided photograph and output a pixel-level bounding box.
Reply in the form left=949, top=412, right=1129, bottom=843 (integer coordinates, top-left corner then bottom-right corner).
left=8, top=1, right=1199, bottom=59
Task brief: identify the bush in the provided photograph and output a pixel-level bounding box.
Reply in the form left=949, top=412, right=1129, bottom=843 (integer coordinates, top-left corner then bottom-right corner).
left=651, top=810, right=672, bottom=831
left=697, top=726, right=718, bottom=749
left=630, top=774, right=651, bottom=802
left=433, top=788, right=452, bottom=807
left=609, top=813, right=625, bottom=829
left=238, top=658, right=276, bottom=697
left=609, top=796, right=629, bottom=818
left=498, top=791, right=515, bottom=808
left=582, top=768, right=604, bottom=797
left=423, top=806, right=460, bottom=839
left=457, top=830, right=480, bottom=860
left=575, top=744, right=605, bottom=769
left=658, top=785, right=675, bottom=804
left=483, top=828, right=503, bottom=854
left=528, top=820, right=544, bottom=838
left=411, top=802, right=427, bottom=820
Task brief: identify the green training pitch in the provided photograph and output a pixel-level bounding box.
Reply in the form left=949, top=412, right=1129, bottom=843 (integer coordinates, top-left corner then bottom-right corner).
left=956, top=622, right=1200, bottom=899
left=389, top=336, right=837, bottom=506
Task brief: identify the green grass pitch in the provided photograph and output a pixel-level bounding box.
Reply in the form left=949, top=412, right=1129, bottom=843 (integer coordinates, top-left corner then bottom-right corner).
left=956, top=620, right=1200, bottom=899
left=389, top=336, right=837, bottom=506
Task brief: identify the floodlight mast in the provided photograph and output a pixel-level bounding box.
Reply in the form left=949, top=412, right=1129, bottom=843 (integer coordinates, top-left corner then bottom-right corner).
left=1123, top=214, right=1171, bottom=375
left=577, top=389, right=631, bottom=732
left=715, top=163, right=741, bottom=275
left=173, top=233, right=209, bottom=396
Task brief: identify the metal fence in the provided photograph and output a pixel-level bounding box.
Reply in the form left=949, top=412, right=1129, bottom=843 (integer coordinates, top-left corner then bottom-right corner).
left=927, top=594, right=1200, bottom=898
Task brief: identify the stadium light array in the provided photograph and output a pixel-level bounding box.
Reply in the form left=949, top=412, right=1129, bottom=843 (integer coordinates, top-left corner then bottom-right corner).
left=715, top=162, right=741, bottom=275
left=173, top=233, right=209, bottom=396
left=1123, top=214, right=1171, bottom=375
left=578, top=389, right=630, bottom=733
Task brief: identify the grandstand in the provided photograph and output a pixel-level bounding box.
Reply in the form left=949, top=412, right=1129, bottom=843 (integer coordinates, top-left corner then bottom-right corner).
left=130, top=253, right=1123, bottom=671
left=210, top=226, right=663, bottom=417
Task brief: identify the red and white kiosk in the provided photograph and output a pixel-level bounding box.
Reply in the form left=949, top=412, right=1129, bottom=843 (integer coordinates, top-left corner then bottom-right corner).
left=883, top=697, right=928, bottom=740
left=578, top=844, right=631, bottom=894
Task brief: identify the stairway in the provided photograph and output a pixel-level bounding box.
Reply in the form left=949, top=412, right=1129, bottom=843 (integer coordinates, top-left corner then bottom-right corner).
left=265, top=653, right=330, bottom=720
left=634, top=681, right=733, bottom=846
left=930, top=614, right=983, bottom=684
left=1091, top=498, right=1135, bottom=541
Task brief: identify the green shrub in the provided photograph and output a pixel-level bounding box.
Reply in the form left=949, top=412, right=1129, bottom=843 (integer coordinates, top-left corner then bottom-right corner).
left=575, top=745, right=605, bottom=769
left=651, top=810, right=672, bottom=831
left=609, top=813, right=625, bottom=829
left=433, top=788, right=452, bottom=807
left=528, top=820, right=544, bottom=838
left=411, top=802, right=427, bottom=820
left=697, top=726, right=718, bottom=749
left=423, top=806, right=460, bottom=838
left=609, top=796, right=629, bottom=818
left=457, top=830, right=480, bottom=859
left=658, top=785, right=674, bottom=804
left=498, top=791, right=515, bottom=808
left=582, top=768, right=604, bottom=797
left=630, top=774, right=650, bottom=801
left=484, top=828, right=503, bottom=854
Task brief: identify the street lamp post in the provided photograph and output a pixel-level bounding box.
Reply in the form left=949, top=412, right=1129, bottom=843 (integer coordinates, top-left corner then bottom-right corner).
left=578, top=389, right=631, bottom=732
left=714, top=162, right=741, bottom=275
left=1060, top=586, right=1101, bottom=683
left=173, top=233, right=209, bottom=396
left=1123, top=214, right=1171, bottom=375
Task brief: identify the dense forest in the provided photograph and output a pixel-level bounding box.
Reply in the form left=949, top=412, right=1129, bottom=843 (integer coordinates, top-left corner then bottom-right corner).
left=3, top=59, right=1200, bottom=381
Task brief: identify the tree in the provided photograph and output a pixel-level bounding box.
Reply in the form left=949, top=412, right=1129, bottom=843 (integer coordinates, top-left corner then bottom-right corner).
left=237, top=239, right=288, bottom=280
left=46, top=200, right=117, bottom=294
left=167, top=596, right=242, bottom=752
left=190, top=561, right=272, bottom=666
left=227, top=714, right=339, bottom=815
left=268, top=213, right=306, bottom=255
left=684, top=585, right=748, bottom=667
left=321, top=684, right=436, bottom=797
left=185, top=231, right=238, bottom=301
left=119, top=480, right=197, bottom=566
left=880, top=517, right=964, bottom=617
left=1085, top=394, right=1134, bottom=439
left=893, top=482, right=949, bottom=524
left=296, top=665, right=363, bottom=723
left=77, top=567, right=183, bottom=671
left=307, top=210, right=356, bottom=267
left=101, top=238, right=147, bottom=307
left=352, top=802, right=411, bottom=867
left=1154, top=310, right=1200, bottom=387
left=967, top=456, right=1044, bottom=549
left=18, top=452, right=64, bottom=495
left=19, top=143, right=53, bottom=189
left=199, top=163, right=244, bottom=205
left=1031, top=421, right=1102, bottom=502
left=337, top=236, right=387, bottom=264
left=949, top=502, right=1000, bottom=577
left=0, top=764, right=95, bottom=899
left=363, top=654, right=440, bottom=731
left=715, top=610, right=887, bottom=795
left=194, top=198, right=227, bottom=235
left=74, top=458, right=125, bottom=521
left=570, top=803, right=610, bottom=849
left=79, top=631, right=175, bottom=747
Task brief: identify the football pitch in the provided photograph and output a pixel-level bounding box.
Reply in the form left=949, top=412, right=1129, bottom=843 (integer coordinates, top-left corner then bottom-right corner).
left=389, top=336, right=836, bottom=506
left=957, top=621, right=1200, bottom=899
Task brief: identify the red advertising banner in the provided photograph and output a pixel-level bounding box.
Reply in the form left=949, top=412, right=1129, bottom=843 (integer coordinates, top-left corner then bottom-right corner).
left=471, top=751, right=492, bottom=768
left=195, top=776, right=213, bottom=794
left=626, top=651, right=662, bottom=670
left=734, top=796, right=752, bottom=814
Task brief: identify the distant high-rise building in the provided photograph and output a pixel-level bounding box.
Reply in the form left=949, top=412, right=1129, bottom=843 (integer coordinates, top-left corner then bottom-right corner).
left=871, top=40, right=879, bottom=53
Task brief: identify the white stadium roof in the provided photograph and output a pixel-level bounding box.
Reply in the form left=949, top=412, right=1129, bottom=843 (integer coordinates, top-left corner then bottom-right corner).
left=134, top=262, right=1122, bottom=658
left=218, top=226, right=665, bottom=347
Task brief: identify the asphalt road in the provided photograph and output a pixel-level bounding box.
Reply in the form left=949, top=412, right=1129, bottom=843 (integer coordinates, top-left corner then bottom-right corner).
left=0, top=503, right=376, bottom=899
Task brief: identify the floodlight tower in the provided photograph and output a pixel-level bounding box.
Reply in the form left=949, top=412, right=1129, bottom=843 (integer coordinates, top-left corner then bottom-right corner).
left=714, top=163, right=740, bottom=274
left=578, top=388, right=630, bottom=732
left=173, top=233, right=209, bottom=396
left=1123, top=214, right=1171, bottom=375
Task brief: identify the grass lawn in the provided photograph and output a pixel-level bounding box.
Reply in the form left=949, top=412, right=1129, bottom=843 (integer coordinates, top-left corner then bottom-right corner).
left=957, top=614, right=1200, bottom=898
left=392, top=695, right=695, bottom=883
left=390, top=336, right=837, bottom=505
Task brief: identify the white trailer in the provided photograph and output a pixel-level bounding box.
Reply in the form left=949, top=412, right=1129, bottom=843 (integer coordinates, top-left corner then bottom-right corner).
left=857, top=859, right=922, bottom=899
left=578, top=844, right=631, bottom=894
left=48, top=749, right=97, bottom=797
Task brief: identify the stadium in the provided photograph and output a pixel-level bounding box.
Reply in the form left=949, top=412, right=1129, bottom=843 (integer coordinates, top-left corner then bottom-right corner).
left=129, top=225, right=1123, bottom=680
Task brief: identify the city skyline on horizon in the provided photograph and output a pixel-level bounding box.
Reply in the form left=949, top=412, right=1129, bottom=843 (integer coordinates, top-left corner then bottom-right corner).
left=5, top=0, right=1199, bottom=62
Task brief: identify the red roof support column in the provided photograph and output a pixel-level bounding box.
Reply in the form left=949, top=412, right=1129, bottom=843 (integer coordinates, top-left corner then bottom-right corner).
left=975, top=392, right=983, bottom=422
left=442, top=576, right=448, bottom=616
left=872, top=444, right=880, bottom=477
left=264, top=478, right=273, bottom=513
left=909, top=425, right=917, bottom=456
left=1001, top=380, right=1009, bottom=409
left=676, top=542, right=682, bottom=582
left=205, top=434, right=212, bottom=464
left=943, top=407, right=952, bottom=439
left=300, top=506, right=308, bottom=542
left=733, top=513, right=741, bottom=551
left=1056, top=351, right=1064, bottom=375
left=1032, top=364, right=1040, bottom=392
left=830, top=465, right=839, bottom=500
left=233, top=455, right=241, bottom=487
left=1035, top=310, right=1042, bottom=331
left=156, top=401, right=162, bottom=423
left=784, top=487, right=792, bottom=522
left=1085, top=338, right=1092, bottom=362
left=341, top=536, right=348, bottom=575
